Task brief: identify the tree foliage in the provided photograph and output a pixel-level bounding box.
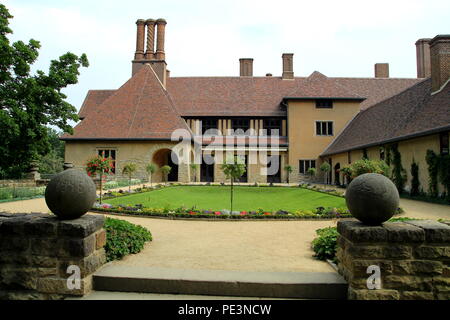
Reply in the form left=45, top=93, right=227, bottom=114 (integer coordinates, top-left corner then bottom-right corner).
left=221, top=155, right=246, bottom=212
left=122, top=163, right=138, bottom=193
left=0, top=4, right=88, bottom=178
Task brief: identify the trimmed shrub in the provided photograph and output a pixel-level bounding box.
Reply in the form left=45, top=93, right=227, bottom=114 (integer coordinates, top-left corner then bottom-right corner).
left=312, top=227, right=338, bottom=262
left=104, top=217, right=152, bottom=262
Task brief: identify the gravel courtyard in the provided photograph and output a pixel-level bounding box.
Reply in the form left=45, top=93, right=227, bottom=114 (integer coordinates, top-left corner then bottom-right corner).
left=0, top=196, right=448, bottom=273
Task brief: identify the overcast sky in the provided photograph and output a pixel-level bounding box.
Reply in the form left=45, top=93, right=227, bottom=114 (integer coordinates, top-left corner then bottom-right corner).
left=4, top=0, right=450, bottom=110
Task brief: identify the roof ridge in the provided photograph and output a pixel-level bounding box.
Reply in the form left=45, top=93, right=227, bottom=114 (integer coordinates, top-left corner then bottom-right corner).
left=126, top=67, right=151, bottom=138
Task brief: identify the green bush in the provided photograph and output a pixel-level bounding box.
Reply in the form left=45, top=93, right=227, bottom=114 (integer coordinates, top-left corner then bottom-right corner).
left=104, top=217, right=152, bottom=262
left=348, top=159, right=389, bottom=178
left=0, top=186, right=46, bottom=200
left=311, top=227, right=339, bottom=262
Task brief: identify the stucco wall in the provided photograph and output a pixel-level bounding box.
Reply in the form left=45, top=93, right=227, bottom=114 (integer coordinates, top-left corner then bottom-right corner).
left=287, top=100, right=360, bottom=183
left=327, top=133, right=447, bottom=194
left=65, top=141, right=190, bottom=183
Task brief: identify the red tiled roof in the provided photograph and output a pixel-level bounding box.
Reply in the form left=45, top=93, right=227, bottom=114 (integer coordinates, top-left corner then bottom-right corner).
left=284, top=71, right=364, bottom=100
left=321, top=78, right=450, bottom=156
left=78, top=90, right=115, bottom=119
left=68, top=69, right=423, bottom=140
left=62, top=64, right=190, bottom=140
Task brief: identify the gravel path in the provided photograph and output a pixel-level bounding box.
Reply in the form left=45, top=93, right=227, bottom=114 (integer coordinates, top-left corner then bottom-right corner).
left=0, top=195, right=448, bottom=273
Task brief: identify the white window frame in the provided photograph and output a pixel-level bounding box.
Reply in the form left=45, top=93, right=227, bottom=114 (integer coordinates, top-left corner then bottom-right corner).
left=315, top=120, right=334, bottom=136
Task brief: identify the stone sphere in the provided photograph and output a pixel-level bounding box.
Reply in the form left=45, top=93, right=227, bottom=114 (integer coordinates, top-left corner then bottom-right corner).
left=345, top=173, right=399, bottom=225
left=45, top=169, right=97, bottom=220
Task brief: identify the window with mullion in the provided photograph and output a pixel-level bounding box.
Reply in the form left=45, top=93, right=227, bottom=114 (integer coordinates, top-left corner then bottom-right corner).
left=264, top=118, right=282, bottom=136
left=202, top=119, right=218, bottom=135
left=232, top=119, right=250, bottom=134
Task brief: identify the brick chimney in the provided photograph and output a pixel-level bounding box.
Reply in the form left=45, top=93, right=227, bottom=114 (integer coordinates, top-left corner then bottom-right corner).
left=134, top=19, right=146, bottom=60
left=239, top=58, right=253, bottom=77
left=145, top=19, right=156, bottom=60
left=282, top=53, right=294, bottom=80
left=155, top=19, right=167, bottom=60
left=374, top=63, right=389, bottom=78
left=416, top=38, right=431, bottom=78
left=429, top=35, right=450, bottom=92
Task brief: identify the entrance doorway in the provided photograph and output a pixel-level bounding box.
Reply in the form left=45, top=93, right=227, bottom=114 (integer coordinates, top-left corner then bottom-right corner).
left=152, top=148, right=179, bottom=182
left=201, top=154, right=214, bottom=182
left=236, top=155, right=248, bottom=183
left=334, top=163, right=341, bottom=186
left=267, top=155, right=281, bottom=183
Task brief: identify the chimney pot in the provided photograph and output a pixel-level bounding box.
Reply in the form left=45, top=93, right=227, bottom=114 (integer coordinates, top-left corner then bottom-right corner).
left=155, top=19, right=167, bottom=60
left=266, top=73, right=272, bottom=77
left=282, top=53, right=294, bottom=80
left=134, top=19, right=146, bottom=60
left=145, top=19, right=156, bottom=60
left=239, top=58, right=253, bottom=77
left=429, top=35, right=450, bottom=92
left=374, top=63, right=389, bottom=78
left=416, top=38, right=432, bottom=78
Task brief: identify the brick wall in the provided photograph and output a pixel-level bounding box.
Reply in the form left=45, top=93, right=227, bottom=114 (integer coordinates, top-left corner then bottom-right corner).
left=0, top=213, right=106, bottom=300
left=337, top=219, right=450, bottom=300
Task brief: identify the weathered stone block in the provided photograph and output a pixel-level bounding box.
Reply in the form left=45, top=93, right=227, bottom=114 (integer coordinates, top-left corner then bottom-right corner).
left=30, top=238, right=59, bottom=257
left=414, top=246, right=449, bottom=259
left=95, top=229, right=106, bottom=249
left=347, top=245, right=384, bottom=259
left=433, top=276, right=450, bottom=292
left=383, top=275, right=433, bottom=291
left=36, top=275, right=92, bottom=296
left=337, top=220, right=388, bottom=243
left=58, top=234, right=95, bottom=258
left=0, top=237, right=29, bottom=252
left=410, top=260, right=443, bottom=275
left=57, top=249, right=106, bottom=278
left=382, top=222, right=425, bottom=242
left=383, top=245, right=413, bottom=259
left=348, top=287, right=400, bottom=300
left=57, top=214, right=104, bottom=238
left=405, top=220, right=450, bottom=243
left=401, top=291, right=434, bottom=300
left=351, top=259, right=393, bottom=277
left=24, top=216, right=57, bottom=237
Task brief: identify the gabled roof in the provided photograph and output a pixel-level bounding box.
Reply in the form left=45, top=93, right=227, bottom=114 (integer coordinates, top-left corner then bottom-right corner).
left=78, top=90, right=116, bottom=120
left=283, top=71, right=365, bottom=100
left=321, top=78, right=450, bottom=156
left=62, top=64, right=190, bottom=140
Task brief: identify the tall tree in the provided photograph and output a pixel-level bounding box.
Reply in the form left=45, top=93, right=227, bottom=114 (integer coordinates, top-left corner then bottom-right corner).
left=0, top=4, right=89, bottom=178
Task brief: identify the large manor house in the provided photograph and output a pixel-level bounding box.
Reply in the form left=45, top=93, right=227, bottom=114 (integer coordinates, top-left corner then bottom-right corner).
left=62, top=19, right=450, bottom=194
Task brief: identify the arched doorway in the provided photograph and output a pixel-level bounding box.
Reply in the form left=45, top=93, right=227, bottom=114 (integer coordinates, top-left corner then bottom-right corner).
left=152, top=149, right=179, bottom=182
left=334, top=163, right=341, bottom=186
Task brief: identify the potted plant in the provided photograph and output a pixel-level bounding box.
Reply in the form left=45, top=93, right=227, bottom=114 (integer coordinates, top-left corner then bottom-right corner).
left=161, top=165, right=172, bottom=183
left=146, top=163, right=157, bottom=187
left=85, top=155, right=113, bottom=204
left=122, top=162, right=137, bottom=193
left=284, top=165, right=293, bottom=184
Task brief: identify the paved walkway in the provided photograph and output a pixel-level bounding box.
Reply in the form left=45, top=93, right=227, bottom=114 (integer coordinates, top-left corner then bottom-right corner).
left=0, top=195, right=448, bottom=273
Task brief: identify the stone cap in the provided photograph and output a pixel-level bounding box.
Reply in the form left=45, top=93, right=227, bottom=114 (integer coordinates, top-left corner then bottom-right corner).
left=136, top=19, right=146, bottom=25
left=0, top=212, right=104, bottom=238
left=429, top=34, right=450, bottom=47
left=337, top=219, right=450, bottom=244
left=156, top=18, right=167, bottom=25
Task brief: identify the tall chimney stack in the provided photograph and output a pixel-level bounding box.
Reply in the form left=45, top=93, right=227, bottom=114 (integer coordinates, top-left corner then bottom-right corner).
left=134, top=19, right=146, bottom=60
left=145, top=19, right=156, bottom=60
left=155, top=19, right=167, bottom=60
left=429, top=35, right=450, bottom=92
left=239, top=58, right=253, bottom=77
left=282, top=53, right=294, bottom=80
left=374, top=63, right=389, bottom=78
left=416, top=38, right=432, bottom=78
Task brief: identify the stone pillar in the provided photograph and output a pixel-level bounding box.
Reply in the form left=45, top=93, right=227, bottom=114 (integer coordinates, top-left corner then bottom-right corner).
left=145, top=19, right=156, bottom=60
left=0, top=213, right=106, bottom=300
left=134, top=19, right=146, bottom=60
left=155, top=19, right=167, bottom=60
left=63, top=162, right=74, bottom=171
left=178, top=163, right=190, bottom=183
left=27, top=161, right=40, bottom=181
left=337, top=219, right=450, bottom=300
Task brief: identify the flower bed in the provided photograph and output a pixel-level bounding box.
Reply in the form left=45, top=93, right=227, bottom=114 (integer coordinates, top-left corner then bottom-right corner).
left=92, top=203, right=353, bottom=220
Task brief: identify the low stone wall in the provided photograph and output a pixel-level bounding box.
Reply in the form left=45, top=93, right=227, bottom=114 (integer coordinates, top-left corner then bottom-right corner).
left=337, top=219, right=450, bottom=300
left=0, top=212, right=106, bottom=300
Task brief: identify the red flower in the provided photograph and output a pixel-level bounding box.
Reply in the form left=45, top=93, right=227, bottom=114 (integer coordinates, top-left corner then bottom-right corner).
left=264, top=212, right=271, bottom=215
left=189, top=211, right=196, bottom=215
left=214, top=212, right=221, bottom=215
left=240, top=211, right=248, bottom=215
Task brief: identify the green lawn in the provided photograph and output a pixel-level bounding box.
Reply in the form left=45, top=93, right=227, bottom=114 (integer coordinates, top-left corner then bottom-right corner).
left=106, top=186, right=346, bottom=212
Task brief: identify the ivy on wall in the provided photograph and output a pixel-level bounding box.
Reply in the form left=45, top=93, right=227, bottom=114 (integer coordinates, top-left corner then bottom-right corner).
left=438, top=154, right=450, bottom=200
left=410, top=160, right=420, bottom=196
left=425, top=150, right=439, bottom=197
left=390, top=143, right=407, bottom=193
